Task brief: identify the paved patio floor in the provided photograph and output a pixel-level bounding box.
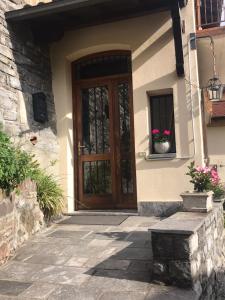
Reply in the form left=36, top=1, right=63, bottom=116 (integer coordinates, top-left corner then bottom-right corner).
left=0, top=216, right=197, bottom=299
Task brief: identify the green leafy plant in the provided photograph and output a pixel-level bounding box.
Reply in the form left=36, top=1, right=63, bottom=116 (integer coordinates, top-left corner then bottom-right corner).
left=31, top=169, right=64, bottom=221
left=0, top=129, right=34, bottom=194
left=0, top=127, right=64, bottom=219
left=151, top=129, right=171, bottom=143
left=211, top=183, right=225, bottom=199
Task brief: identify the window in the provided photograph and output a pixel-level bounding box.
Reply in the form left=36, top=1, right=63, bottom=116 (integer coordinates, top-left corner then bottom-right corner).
left=149, top=93, right=176, bottom=154
left=74, top=53, right=131, bottom=80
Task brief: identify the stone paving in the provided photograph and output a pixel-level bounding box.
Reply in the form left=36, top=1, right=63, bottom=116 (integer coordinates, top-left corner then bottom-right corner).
left=0, top=216, right=197, bottom=299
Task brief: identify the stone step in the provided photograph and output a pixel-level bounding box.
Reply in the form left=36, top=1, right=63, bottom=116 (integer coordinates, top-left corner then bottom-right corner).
left=64, top=210, right=138, bottom=216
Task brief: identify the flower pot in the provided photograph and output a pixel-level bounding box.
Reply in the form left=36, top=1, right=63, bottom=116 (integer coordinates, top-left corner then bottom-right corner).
left=180, top=191, right=213, bottom=213
left=213, top=197, right=225, bottom=203
left=154, top=141, right=170, bottom=154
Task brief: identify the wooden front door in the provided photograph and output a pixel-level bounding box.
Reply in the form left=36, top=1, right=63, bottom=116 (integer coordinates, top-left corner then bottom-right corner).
left=73, top=53, right=137, bottom=210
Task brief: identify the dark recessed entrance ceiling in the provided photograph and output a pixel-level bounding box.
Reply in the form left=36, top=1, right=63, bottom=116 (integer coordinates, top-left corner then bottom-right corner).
left=5, top=0, right=188, bottom=76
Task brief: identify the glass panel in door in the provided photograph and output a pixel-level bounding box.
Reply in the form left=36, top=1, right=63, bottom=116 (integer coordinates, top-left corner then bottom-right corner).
left=118, top=82, right=134, bottom=195
left=83, top=160, right=112, bottom=194
left=82, top=86, right=110, bottom=156
left=80, top=85, right=113, bottom=201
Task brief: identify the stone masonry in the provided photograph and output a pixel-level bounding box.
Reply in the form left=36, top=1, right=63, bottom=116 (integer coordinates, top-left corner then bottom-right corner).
left=0, top=0, right=59, bottom=172
left=0, top=179, right=44, bottom=266
left=150, top=203, right=225, bottom=299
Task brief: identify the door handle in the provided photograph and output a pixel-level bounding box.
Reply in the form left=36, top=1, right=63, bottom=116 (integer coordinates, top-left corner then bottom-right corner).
left=78, top=141, right=85, bottom=156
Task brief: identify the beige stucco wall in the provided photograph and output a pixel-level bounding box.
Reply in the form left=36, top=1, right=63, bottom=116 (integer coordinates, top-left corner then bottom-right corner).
left=51, top=1, right=204, bottom=212
left=197, top=33, right=225, bottom=182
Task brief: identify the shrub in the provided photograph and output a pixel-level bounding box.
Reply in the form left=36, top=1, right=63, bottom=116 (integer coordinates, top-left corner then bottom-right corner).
left=0, top=127, right=63, bottom=219
left=31, top=168, right=64, bottom=221
left=211, top=183, right=225, bottom=199
left=0, top=129, right=34, bottom=194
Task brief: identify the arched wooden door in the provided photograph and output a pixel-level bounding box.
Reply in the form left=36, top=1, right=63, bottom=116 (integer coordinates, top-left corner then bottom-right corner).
left=72, top=52, right=137, bottom=210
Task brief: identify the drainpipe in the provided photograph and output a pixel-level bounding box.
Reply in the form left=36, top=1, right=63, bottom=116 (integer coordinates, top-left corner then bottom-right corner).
left=189, top=34, right=216, bottom=166
left=174, top=35, right=198, bottom=160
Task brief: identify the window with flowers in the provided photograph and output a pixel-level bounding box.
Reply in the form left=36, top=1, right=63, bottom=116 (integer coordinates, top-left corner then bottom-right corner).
left=149, top=94, right=176, bottom=154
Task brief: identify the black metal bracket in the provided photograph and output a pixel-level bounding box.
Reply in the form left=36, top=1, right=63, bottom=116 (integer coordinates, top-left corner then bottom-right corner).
left=190, top=33, right=197, bottom=50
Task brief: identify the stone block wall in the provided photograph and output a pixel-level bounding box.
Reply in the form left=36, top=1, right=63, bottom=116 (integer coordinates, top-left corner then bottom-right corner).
left=150, top=204, right=225, bottom=299
left=0, top=180, right=44, bottom=266
left=138, top=201, right=182, bottom=217
left=0, top=0, right=59, bottom=172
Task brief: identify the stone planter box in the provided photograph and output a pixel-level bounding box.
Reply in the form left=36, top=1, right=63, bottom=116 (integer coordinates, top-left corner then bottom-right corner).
left=181, top=191, right=213, bottom=213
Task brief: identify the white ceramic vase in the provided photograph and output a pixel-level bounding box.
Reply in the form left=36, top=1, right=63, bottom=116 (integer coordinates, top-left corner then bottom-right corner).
left=154, top=141, right=170, bottom=154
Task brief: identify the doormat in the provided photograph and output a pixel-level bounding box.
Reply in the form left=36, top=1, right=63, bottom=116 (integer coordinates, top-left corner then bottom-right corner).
left=59, top=215, right=128, bottom=226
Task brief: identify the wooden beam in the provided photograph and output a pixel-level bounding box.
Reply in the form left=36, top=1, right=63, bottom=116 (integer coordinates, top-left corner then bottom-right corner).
left=170, top=0, right=185, bottom=77
left=178, top=0, right=188, bottom=8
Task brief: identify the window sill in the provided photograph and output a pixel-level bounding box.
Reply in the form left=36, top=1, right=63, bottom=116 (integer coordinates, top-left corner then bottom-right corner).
left=145, top=153, right=176, bottom=161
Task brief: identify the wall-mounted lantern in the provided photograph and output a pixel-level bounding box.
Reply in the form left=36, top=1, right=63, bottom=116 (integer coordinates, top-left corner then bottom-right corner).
left=205, top=37, right=223, bottom=102
left=190, top=33, right=224, bottom=102
left=207, top=76, right=223, bottom=102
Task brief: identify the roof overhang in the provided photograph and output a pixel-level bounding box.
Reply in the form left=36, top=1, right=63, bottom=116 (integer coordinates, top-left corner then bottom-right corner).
left=5, top=0, right=187, bottom=76
left=6, top=0, right=187, bottom=23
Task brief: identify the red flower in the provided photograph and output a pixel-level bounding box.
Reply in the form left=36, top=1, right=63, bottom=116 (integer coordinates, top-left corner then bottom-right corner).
left=152, top=129, right=160, bottom=134
left=163, top=130, right=171, bottom=136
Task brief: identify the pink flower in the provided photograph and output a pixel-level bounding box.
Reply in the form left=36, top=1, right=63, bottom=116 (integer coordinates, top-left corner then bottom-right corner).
left=152, top=129, right=160, bottom=135
left=196, top=166, right=204, bottom=172
left=203, top=167, right=211, bottom=174
left=163, top=130, right=171, bottom=136
left=196, top=166, right=211, bottom=174
left=211, top=169, right=220, bottom=185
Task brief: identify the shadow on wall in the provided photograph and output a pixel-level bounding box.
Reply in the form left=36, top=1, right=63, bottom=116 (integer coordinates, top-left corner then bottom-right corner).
left=7, top=23, right=57, bottom=137
left=132, top=28, right=173, bottom=73
left=134, top=71, right=194, bottom=168
left=134, top=50, right=200, bottom=169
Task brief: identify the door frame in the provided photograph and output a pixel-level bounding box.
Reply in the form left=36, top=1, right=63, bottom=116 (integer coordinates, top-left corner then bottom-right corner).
left=72, top=50, right=137, bottom=210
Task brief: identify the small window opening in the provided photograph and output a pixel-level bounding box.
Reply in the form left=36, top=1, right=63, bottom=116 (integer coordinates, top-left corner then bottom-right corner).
left=149, top=93, right=176, bottom=154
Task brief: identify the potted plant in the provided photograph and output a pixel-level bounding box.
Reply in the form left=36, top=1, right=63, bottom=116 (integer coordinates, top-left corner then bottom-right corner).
left=212, top=184, right=225, bottom=202
left=181, top=162, right=224, bottom=212
left=151, top=129, right=171, bottom=154
left=210, top=168, right=225, bottom=202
